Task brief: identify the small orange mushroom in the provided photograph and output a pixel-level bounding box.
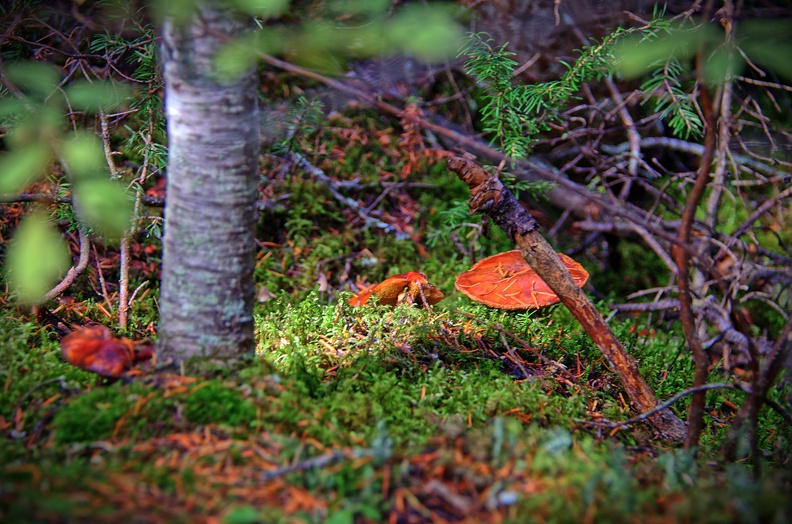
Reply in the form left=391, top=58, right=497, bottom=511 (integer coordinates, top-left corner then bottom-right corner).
left=61, top=325, right=153, bottom=378
left=348, top=271, right=444, bottom=307
left=455, top=250, right=588, bottom=310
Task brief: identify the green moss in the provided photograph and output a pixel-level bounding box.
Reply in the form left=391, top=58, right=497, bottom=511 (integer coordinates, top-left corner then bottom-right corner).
left=183, top=381, right=256, bottom=426
left=52, top=383, right=147, bottom=443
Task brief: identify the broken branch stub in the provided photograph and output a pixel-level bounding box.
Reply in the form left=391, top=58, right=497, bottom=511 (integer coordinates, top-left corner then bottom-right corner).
left=446, top=155, right=687, bottom=441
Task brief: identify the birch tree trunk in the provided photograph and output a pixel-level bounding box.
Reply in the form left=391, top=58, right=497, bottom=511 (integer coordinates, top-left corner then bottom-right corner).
left=158, top=4, right=259, bottom=360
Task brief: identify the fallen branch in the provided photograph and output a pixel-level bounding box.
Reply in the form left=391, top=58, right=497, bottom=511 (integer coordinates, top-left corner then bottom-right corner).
left=446, top=155, right=687, bottom=441
left=261, top=448, right=374, bottom=481
left=454, top=309, right=575, bottom=381
left=42, top=227, right=91, bottom=302
left=577, top=383, right=740, bottom=432
left=284, top=151, right=409, bottom=239
left=599, top=136, right=790, bottom=181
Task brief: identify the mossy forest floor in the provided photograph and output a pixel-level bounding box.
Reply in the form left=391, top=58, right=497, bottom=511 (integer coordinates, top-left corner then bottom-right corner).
left=1, top=291, right=790, bottom=523
left=1, top=77, right=790, bottom=524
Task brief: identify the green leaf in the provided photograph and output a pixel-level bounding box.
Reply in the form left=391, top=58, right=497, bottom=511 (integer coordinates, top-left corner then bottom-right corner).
left=739, top=20, right=792, bottom=83
left=4, top=105, right=65, bottom=150
left=385, top=5, right=462, bottom=63
left=325, top=508, right=354, bottom=524
left=0, top=98, right=26, bottom=120
left=326, top=0, right=389, bottom=16
left=65, top=80, right=132, bottom=112
left=4, top=62, right=60, bottom=98
left=612, top=26, right=712, bottom=79
left=0, top=144, right=51, bottom=194
left=286, top=21, right=350, bottom=72
left=61, top=131, right=106, bottom=178
left=5, top=211, right=70, bottom=304
left=222, top=505, right=262, bottom=524
left=151, top=0, right=199, bottom=25
left=73, top=179, right=133, bottom=240
left=230, top=0, right=289, bottom=17
left=214, top=35, right=260, bottom=80
left=702, top=47, right=738, bottom=85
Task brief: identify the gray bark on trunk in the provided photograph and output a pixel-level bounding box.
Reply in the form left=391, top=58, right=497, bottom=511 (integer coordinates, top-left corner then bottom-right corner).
left=158, top=4, right=259, bottom=360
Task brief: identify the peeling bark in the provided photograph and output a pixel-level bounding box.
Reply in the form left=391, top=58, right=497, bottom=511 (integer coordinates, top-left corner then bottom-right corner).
left=158, top=4, right=259, bottom=360
left=447, top=156, right=687, bottom=441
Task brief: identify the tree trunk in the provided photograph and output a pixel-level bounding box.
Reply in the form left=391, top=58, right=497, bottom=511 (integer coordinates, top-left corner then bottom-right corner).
left=158, top=4, right=259, bottom=360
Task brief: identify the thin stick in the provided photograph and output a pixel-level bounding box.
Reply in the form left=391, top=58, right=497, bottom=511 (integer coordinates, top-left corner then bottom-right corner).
left=43, top=154, right=92, bottom=302
left=100, top=112, right=133, bottom=330
left=579, top=383, right=733, bottom=430
left=43, top=227, right=90, bottom=302
left=286, top=152, right=407, bottom=239
left=261, top=448, right=373, bottom=481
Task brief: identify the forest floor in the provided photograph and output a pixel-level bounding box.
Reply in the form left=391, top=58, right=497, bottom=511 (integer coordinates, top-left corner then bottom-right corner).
left=1, top=112, right=790, bottom=522
left=1, top=0, right=792, bottom=514
left=2, top=300, right=790, bottom=524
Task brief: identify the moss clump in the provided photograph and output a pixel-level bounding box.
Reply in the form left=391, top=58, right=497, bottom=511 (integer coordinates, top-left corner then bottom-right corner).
left=183, top=381, right=256, bottom=426
left=53, top=385, right=141, bottom=444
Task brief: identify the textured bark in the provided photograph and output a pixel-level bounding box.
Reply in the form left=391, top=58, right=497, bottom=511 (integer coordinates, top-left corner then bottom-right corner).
left=447, top=156, right=687, bottom=441
left=158, top=4, right=259, bottom=360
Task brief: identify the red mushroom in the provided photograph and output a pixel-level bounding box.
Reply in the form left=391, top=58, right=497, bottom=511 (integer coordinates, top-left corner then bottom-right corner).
left=455, top=251, right=588, bottom=310
left=61, top=325, right=153, bottom=378
left=348, top=271, right=444, bottom=307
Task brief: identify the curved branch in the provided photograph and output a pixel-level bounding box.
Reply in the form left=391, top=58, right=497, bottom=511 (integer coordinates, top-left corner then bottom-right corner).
left=673, top=77, right=716, bottom=450
left=43, top=227, right=90, bottom=302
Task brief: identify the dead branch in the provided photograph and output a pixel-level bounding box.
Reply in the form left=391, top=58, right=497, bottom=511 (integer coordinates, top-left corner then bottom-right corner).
left=598, top=137, right=790, bottom=181
left=42, top=227, right=90, bottom=302
left=673, top=74, right=716, bottom=450
left=282, top=152, right=409, bottom=239
left=446, top=155, right=687, bottom=441
left=454, top=309, right=575, bottom=381
left=722, top=318, right=792, bottom=463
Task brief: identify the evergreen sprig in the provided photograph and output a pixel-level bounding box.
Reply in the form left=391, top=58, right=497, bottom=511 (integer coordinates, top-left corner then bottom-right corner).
left=458, top=12, right=690, bottom=158
left=272, top=97, right=325, bottom=156
left=459, top=31, right=630, bottom=159
left=640, top=57, right=703, bottom=139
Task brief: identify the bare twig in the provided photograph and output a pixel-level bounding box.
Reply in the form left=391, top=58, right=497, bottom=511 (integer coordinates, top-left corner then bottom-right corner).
left=573, top=219, right=676, bottom=273
left=100, top=111, right=134, bottom=329
left=599, top=137, right=790, bottom=180
left=722, top=318, right=792, bottom=461
left=673, top=72, right=716, bottom=450
left=453, top=310, right=574, bottom=380
left=704, top=18, right=735, bottom=231
left=261, top=448, right=373, bottom=481
left=605, top=77, right=641, bottom=180
left=284, top=152, right=409, bottom=239
left=42, top=227, right=90, bottom=302
left=578, top=383, right=739, bottom=431
left=731, top=186, right=792, bottom=240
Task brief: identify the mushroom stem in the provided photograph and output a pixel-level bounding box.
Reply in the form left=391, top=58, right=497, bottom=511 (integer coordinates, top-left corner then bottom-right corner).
left=447, top=155, right=687, bottom=441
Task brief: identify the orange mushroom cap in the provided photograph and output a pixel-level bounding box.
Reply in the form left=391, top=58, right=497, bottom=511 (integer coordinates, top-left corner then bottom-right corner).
left=348, top=271, right=444, bottom=307
left=61, top=325, right=152, bottom=378
left=455, top=251, right=588, bottom=310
